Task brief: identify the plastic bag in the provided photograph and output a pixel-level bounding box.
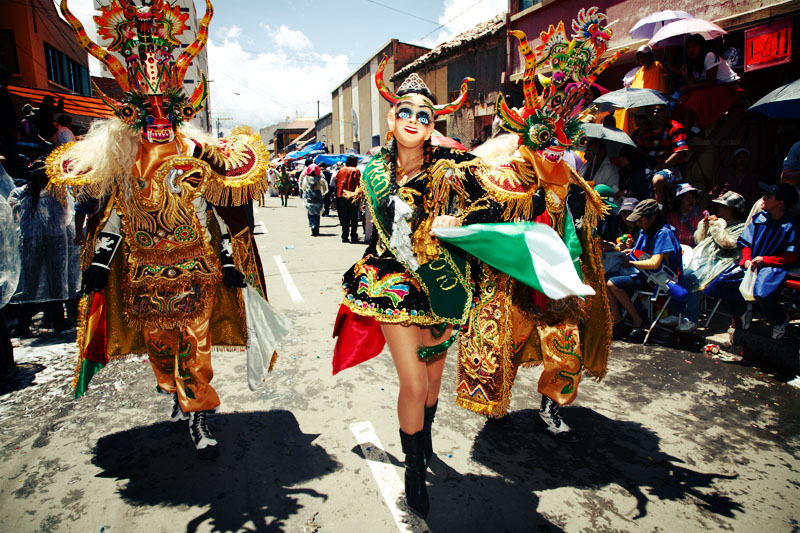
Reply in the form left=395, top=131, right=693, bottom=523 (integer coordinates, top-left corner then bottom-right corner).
left=739, top=267, right=756, bottom=301
left=242, top=285, right=291, bottom=391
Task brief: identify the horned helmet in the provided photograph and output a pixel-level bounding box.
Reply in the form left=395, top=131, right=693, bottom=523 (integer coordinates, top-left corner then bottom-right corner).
left=60, top=0, right=212, bottom=144
left=496, top=8, right=622, bottom=163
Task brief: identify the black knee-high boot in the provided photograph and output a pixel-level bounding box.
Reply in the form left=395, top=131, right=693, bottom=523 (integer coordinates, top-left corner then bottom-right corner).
left=423, top=401, right=438, bottom=465
left=399, top=428, right=429, bottom=517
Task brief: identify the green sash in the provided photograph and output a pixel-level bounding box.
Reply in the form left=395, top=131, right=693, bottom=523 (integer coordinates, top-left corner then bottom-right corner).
left=362, top=151, right=472, bottom=323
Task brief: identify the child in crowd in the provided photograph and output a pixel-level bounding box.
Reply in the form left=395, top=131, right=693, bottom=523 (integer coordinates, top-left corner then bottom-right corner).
left=666, top=183, right=707, bottom=246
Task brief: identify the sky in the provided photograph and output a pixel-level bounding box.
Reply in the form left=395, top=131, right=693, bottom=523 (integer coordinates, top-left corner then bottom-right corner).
left=62, top=0, right=507, bottom=131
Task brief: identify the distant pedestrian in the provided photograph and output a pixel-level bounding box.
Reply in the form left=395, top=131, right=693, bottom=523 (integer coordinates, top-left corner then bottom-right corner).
left=336, top=155, right=361, bottom=243
left=34, top=95, right=63, bottom=143
left=276, top=165, right=291, bottom=206
left=320, top=162, right=333, bottom=216
left=300, top=163, right=328, bottom=236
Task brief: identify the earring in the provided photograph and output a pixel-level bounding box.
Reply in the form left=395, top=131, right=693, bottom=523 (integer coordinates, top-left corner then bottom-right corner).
left=385, top=131, right=394, bottom=143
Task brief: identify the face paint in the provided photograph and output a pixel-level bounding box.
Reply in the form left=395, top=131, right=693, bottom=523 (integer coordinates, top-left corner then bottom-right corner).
left=523, top=110, right=587, bottom=163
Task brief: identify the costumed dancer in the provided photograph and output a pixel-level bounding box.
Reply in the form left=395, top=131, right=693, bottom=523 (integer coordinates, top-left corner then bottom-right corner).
left=454, top=9, right=619, bottom=442
left=47, top=1, right=275, bottom=459
left=331, top=58, right=500, bottom=517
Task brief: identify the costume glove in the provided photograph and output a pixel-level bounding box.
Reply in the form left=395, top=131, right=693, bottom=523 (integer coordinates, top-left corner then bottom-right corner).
left=81, top=231, right=121, bottom=294
left=220, top=233, right=247, bottom=288
left=531, top=186, right=546, bottom=218
left=566, top=184, right=587, bottom=230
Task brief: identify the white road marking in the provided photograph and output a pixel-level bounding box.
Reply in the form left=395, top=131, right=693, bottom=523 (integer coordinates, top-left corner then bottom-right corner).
left=273, top=255, right=303, bottom=302
left=257, top=221, right=268, bottom=234
left=350, top=421, right=427, bottom=532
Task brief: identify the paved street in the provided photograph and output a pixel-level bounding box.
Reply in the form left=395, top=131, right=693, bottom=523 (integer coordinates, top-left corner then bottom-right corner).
left=1, top=197, right=798, bottom=532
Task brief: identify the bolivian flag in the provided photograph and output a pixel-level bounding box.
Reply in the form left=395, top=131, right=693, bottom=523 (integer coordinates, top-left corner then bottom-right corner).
left=433, top=222, right=595, bottom=299
left=74, top=291, right=108, bottom=398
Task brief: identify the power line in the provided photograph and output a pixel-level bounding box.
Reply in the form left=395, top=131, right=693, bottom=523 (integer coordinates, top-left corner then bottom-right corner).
left=364, top=0, right=441, bottom=25
left=416, top=0, right=490, bottom=42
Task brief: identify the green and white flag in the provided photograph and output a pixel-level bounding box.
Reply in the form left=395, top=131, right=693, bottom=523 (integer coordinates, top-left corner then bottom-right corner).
left=433, top=222, right=595, bottom=299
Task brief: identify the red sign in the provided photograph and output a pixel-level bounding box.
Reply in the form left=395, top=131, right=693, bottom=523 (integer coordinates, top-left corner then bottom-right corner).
left=745, top=18, right=792, bottom=72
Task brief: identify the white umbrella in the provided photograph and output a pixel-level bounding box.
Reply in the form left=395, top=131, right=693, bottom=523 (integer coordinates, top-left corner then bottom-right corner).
left=629, top=10, right=693, bottom=40
left=649, top=18, right=727, bottom=47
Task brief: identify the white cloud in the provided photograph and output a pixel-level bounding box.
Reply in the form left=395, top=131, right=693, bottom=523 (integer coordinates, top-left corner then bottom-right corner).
left=417, top=0, right=507, bottom=48
left=262, top=24, right=313, bottom=52
left=206, top=26, right=350, bottom=131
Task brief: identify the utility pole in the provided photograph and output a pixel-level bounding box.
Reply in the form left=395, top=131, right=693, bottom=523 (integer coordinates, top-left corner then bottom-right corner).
left=216, top=117, right=232, bottom=138
left=317, top=100, right=320, bottom=119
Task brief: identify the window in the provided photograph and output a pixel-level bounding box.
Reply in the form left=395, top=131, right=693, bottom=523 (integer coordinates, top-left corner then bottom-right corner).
left=0, top=30, right=19, bottom=74
left=44, top=43, right=90, bottom=95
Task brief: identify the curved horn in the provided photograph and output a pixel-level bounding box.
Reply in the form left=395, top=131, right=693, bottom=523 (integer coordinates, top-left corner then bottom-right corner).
left=433, top=76, right=474, bottom=116
left=495, top=93, right=526, bottom=135
left=375, top=55, right=399, bottom=105
left=190, top=74, right=209, bottom=111
left=509, top=30, right=539, bottom=116
left=59, top=0, right=130, bottom=91
left=175, top=0, right=213, bottom=86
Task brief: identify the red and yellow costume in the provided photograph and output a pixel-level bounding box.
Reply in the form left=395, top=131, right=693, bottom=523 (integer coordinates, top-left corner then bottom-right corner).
left=456, top=9, right=619, bottom=422
left=46, top=1, right=271, bottom=413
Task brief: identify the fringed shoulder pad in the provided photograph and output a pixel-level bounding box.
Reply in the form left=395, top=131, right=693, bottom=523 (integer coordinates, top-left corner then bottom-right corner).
left=45, top=142, right=101, bottom=202
left=198, top=126, right=270, bottom=206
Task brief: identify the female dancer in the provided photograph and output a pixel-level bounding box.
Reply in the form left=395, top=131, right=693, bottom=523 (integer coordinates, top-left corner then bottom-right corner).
left=333, top=59, right=498, bottom=516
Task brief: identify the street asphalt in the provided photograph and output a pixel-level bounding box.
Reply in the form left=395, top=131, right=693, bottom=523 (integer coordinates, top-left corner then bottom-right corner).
left=0, top=195, right=798, bottom=532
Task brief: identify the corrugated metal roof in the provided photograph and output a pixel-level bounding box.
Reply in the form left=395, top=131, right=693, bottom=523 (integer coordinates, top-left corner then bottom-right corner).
left=392, top=15, right=505, bottom=81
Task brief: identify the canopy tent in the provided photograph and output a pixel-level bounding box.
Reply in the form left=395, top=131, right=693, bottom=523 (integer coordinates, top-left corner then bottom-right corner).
left=284, top=141, right=324, bottom=162
left=313, top=154, right=369, bottom=167
left=7, top=85, right=114, bottom=119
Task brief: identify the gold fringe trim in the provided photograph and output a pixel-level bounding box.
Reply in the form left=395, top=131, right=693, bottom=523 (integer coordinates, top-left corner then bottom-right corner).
left=202, top=128, right=271, bottom=206
left=455, top=396, right=507, bottom=418
left=339, top=286, right=458, bottom=327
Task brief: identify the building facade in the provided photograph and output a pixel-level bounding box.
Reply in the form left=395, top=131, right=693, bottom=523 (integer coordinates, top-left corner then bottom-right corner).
left=330, top=39, right=430, bottom=154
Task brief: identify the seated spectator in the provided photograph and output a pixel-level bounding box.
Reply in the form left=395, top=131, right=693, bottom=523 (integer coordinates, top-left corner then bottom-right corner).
left=666, top=183, right=707, bottom=246
left=675, top=191, right=748, bottom=332
left=580, top=139, right=619, bottom=192
left=615, top=45, right=668, bottom=134
left=617, top=146, right=652, bottom=200
left=676, top=34, right=742, bottom=134
left=636, top=105, right=690, bottom=206
left=710, top=147, right=759, bottom=207
left=705, top=183, right=798, bottom=339
left=607, top=199, right=683, bottom=342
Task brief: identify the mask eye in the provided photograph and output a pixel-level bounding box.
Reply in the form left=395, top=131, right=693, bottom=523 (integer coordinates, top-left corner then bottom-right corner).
left=528, top=123, right=551, bottom=147
left=181, top=105, right=196, bottom=121
left=576, top=134, right=588, bottom=147
left=397, top=107, right=412, bottom=120
left=538, top=129, right=552, bottom=144
left=416, top=112, right=430, bottom=125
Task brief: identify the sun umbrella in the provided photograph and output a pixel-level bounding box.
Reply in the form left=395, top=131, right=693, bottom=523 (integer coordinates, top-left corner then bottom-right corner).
left=748, top=78, right=800, bottom=118
left=629, top=10, right=693, bottom=39
left=648, top=18, right=727, bottom=47
left=591, top=87, right=670, bottom=111
left=581, top=124, right=636, bottom=147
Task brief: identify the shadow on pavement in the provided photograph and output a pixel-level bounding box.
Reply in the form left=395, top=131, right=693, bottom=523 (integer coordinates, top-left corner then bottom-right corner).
left=0, top=362, right=45, bottom=395
left=471, top=408, right=743, bottom=521
left=92, top=410, right=341, bottom=532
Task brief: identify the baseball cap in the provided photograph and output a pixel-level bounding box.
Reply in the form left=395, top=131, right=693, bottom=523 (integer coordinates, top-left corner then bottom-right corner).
left=675, top=182, right=700, bottom=197
left=636, top=45, right=653, bottom=56
left=593, top=184, right=618, bottom=208
left=733, top=147, right=750, bottom=158
left=760, top=181, right=799, bottom=209
left=618, top=197, right=639, bottom=213
left=626, top=198, right=660, bottom=221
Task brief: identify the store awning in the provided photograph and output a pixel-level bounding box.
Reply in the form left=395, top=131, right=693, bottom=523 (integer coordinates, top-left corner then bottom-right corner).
left=7, top=85, right=114, bottom=119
